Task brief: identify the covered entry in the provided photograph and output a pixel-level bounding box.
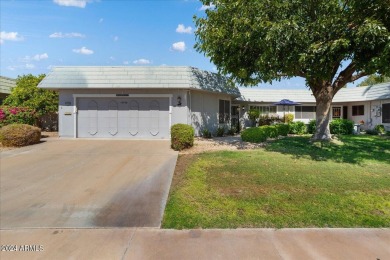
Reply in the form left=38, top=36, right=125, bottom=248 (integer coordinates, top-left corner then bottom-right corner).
left=77, top=97, right=170, bottom=139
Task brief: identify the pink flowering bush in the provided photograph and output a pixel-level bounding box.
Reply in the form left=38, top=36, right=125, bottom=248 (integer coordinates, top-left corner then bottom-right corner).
left=0, top=106, right=37, bottom=128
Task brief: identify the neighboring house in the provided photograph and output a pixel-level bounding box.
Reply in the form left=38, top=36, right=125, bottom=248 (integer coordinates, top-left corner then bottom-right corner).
left=236, top=82, right=390, bottom=131
left=39, top=66, right=390, bottom=139
left=0, top=76, right=16, bottom=105
left=38, top=66, right=240, bottom=138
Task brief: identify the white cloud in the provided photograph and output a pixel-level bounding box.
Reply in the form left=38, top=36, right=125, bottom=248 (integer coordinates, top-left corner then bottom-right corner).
left=113, top=36, right=119, bottom=41
left=53, top=0, right=92, bottom=8
left=49, top=32, right=85, bottom=38
left=171, top=41, right=186, bottom=52
left=123, top=61, right=129, bottom=65
left=72, top=46, right=94, bottom=55
left=33, top=53, right=49, bottom=61
left=0, top=31, right=24, bottom=44
left=176, top=24, right=192, bottom=34
left=133, top=59, right=151, bottom=65
left=7, top=64, right=35, bottom=71
left=199, top=3, right=215, bottom=11
left=20, top=53, right=49, bottom=62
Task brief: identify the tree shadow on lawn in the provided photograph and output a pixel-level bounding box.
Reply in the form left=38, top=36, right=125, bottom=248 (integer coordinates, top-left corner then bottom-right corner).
left=265, top=135, right=390, bottom=164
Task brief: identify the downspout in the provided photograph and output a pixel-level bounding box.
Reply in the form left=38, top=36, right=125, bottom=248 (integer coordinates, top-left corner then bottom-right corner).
left=188, top=90, right=191, bottom=126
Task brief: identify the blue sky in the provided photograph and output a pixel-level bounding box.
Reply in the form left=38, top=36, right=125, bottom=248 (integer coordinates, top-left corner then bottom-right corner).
left=0, top=0, right=363, bottom=89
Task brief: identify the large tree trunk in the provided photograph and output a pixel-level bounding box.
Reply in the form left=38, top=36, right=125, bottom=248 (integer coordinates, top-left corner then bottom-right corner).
left=312, top=85, right=334, bottom=141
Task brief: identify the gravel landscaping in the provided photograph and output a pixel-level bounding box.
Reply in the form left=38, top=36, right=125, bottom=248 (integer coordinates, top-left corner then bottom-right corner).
left=180, top=136, right=266, bottom=154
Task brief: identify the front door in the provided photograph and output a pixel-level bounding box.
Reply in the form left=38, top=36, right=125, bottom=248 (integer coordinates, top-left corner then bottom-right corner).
left=231, top=105, right=239, bottom=130
left=343, top=106, right=348, bottom=119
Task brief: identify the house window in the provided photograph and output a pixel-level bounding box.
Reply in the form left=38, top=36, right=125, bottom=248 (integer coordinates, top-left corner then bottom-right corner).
left=383, top=103, right=390, bottom=124
left=249, top=106, right=277, bottom=114
left=352, top=105, right=364, bottom=116
left=219, top=100, right=230, bottom=124
left=332, top=107, right=341, bottom=119
left=295, top=106, right=316, bottom=119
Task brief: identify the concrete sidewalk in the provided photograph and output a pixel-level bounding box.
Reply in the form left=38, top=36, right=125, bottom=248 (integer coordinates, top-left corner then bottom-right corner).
left=1, top=228, right=389, bottom=259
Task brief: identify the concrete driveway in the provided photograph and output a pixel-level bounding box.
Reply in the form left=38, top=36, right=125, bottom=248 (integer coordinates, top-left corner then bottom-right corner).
left=0, top=139, right=178, bottom=228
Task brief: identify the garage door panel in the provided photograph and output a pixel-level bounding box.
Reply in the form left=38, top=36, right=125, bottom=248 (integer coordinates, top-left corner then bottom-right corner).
left=77, top=97, right=169, bottom=138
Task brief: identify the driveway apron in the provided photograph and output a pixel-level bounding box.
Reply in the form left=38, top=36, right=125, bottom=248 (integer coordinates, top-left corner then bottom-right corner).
left=0, top=139, right=178, bottom=228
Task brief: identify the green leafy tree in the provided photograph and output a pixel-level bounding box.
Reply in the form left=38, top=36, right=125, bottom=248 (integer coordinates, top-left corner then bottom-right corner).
left=195, top=0, right=390, bottom=140
left=3, top=74, right=58, bottom=117
left=357, top=74, right=390, bottom=86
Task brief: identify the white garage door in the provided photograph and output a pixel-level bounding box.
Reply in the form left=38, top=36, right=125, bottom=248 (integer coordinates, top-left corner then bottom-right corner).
left=77, top=97, right=170, bottom=139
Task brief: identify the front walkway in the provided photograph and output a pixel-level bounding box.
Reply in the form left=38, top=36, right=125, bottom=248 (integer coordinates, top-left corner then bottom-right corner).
left=0, top=228, right=388, bottom=259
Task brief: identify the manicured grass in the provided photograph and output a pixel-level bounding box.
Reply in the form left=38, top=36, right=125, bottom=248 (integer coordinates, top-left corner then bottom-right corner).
left=162, top=135, right=390, bottom=228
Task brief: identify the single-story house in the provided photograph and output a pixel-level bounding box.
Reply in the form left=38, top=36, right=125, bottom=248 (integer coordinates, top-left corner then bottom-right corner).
left=39, top=66, right=390, bottom=138
left=236, top=83, right=390, bottom=131
left=38, top=66, right=240, bottom=138
left=0, top=76, right=16, bottom=105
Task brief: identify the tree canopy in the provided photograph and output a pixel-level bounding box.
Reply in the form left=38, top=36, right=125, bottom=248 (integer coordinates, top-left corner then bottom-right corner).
left=357, top=74, right=390, bottom=86
left=3, top=74, right=58, bottom=116
left=195, top=0, right=390, bottom=139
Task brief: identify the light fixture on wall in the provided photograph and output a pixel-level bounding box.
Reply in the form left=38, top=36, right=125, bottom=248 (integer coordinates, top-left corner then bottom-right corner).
left=177, top=96, right=182, bottom=106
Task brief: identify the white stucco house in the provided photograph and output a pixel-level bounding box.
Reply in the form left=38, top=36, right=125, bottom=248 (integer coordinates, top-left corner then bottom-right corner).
left=38, top=66, right=240, bottom=138
left=38, top=66, right=390, bottom=138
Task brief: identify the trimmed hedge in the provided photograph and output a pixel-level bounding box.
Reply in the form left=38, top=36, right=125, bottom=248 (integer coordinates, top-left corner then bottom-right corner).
left=0, top=124, right=41, bottom=147
left=275, top=124, right=290, bottom=136
left=171, top=124, right=194, bottom=151
left=330, top=119, right=354, bottom=135
left=289, top=121, right=307, bottom=135
left=261, top=125, right=278, bottom=138
left=307, top=119, right=316, bottom=134
left=241, top=127, right=267, bottom=143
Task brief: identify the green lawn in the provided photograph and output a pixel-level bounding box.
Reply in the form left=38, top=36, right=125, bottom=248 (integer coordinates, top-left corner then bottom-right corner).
left=162, top=135, right=390, bottom=229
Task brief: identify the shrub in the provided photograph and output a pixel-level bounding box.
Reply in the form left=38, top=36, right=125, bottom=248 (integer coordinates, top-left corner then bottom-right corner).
left=171, top=124, right=194, bottom=151
left=201, top=128, right=212, bottom=138
left=283, top=113, right=294, bottom=123
left=374, top=124, right=386, bottom=134
left=0, top=124, right=41, bottom=147
left=365, top=129, right=379, bottom=135
left=0, top=106, right=37, bottom=127
left=258, top=114, right=282, bottom=126
left=289, top=121, right=307, bottom=135
left=247, top=109, right=260, bottom=126
left=227, top=126, right=237, bottom=136
left=260, top=125, right=278, bottom=138
left=275, top=124, right=290, bottom=136
left=241, top=127, right=267, bottom=143
left=215, top=126, right=225, bottom=137
left=330, top=119, right=354, bottom=135
left=307, top=119, right=316, bottom=134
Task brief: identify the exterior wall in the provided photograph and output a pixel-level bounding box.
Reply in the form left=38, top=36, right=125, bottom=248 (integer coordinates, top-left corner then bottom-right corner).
left=189, top=91, right=232, bottom=136
left=58, top=89, right=189, bottom=138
